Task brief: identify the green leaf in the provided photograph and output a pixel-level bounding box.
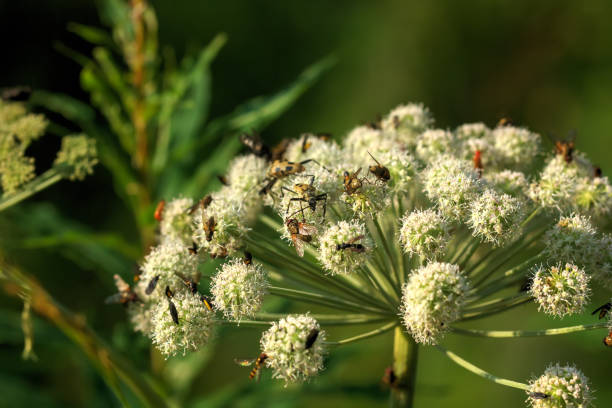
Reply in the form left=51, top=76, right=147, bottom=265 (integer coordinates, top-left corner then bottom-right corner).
left=67, top=22, right=116, bottom=49
left=172, top=55, right=336, bottom=164
left=152, top=34, right=227, bottom=175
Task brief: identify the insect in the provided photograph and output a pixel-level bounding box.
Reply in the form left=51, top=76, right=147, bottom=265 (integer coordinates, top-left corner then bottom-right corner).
left=105, top=274, right=140, bottom=306
left=496, top=117, right=512, bottom=127
left=217, top=175, right=229, bottom=186
left=519, top=276, right=533, bottom=293
left=188, top=195, right=212, bottom=215
left=1, top=86, right=32, bottom=102
left=145, top=275, right=160, bottom=295
left=286, top=218, right=317, bottom=257
left=282, top=177, right=328, bottom=220
left=203, top=216, right=216, bottom=242
left=368, top=152, right=390, bottom=183
left=594, top=166, right=602, bottom=178
left=473, top=149, right=483, bottom=177
left=210, top=246, right=228, bottom=259
left=165, top=286, right=179, bottom=325
left=174, top=272, right=199, bottom=294
left=529, top=392, right=550, bottom=400
left=304, top=328, right=319, bottom=350
left=188, top=242, right=199, bottom=255
left=200, top=295, right=214, bottom=311
left=234, top=353, right=269, bottom=381
left=604, top=331, right=612, bottom=347
left=240, top=131, right=271, bottom=160
left=335, top=235, right=366, bottom=253
left=243, top=251, right=253, bottom=265
left=547, top=131, right=576, bottom=164
left=343, top=168, right=366, bottom=195
left=259, top=159, right=326, bottom=195
left=592, top=302, right=612, bottom=320
left=154, top=200, right=165, bottom=222
left=381, top=367, right=397, bottom=388
left=270, top=138, right=291, bottom=161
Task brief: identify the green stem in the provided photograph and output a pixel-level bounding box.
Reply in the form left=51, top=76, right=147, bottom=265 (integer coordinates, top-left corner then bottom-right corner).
left=361, top=265, right=398, bottom=308
left=390, top=327, right=419, bottom=408
left=0, top=168, right=64, bottom=212
left=372, top=217, right=400, bottom=286
left=325, top=321, right=397, bottom=346
left=450, top=322, right=609, bottom=338
left=459, top=297, right=532, bottom=321
left=256, top=312, right=391, bottom=325
left=435, top=345, right=530, bottom=391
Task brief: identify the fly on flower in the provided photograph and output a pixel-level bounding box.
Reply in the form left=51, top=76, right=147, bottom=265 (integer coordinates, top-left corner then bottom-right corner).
left=188, top=195, right=212, bottom=215
left=234, top=353, right=268, bottom=381
left=282, top=176, right=328, bottom=220
left=547, top=131, right=576, bottom=164
left=335, top=235, right=366, bottom=253
left=259, top=158, right=328, bottom=196
left=304, top=328, right=319, bottom=350
left=343, top=168, right=365, bottom=195
left=165, top=286, right=179, bottom=325
left=286, top=217, right=317, bottom=257
left=367, top=152, right=390, bottom=183
left=240, top=131, right=272, bottom=160
left=203, top=216, right=216, bottom=242
left=144, top=275, right=160, bottom=295
left=105, top=274, right=140, bottom=306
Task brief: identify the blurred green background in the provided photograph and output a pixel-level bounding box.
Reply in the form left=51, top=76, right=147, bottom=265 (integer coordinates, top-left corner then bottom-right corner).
left=1, top=1, right=611, bottom=407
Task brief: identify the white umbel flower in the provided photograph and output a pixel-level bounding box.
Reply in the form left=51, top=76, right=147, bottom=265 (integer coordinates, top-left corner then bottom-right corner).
left=53, top=134, right=98, bottom=181
left=210, top=258, right=268, bottom=320
left=151, top=291, right=214, bottom=357
left=159, top=197, right=195, bottom=245
left=260, top=314, right=326, bottom=383
left=226, top=154, right=268, bottom=217
left=575, top=174, right=612, bottom=218
left=468, top=189, right=525, bottom=246
left=485, top=170, right=529, bottom=199
left=318, top=220, right=372, bottom=275
left=422, top=155, right=482, bottom=221
left=527, top=364, right=592, bottom=408
left=415, top=129, right=455, bottom=162
left=543, top=214, right=600, bottom=272
left=376, top=149, right=417, bottom=194
left=381, top=103, right=434, bottom=147
left=138, top=240, right=199, bottom=300
left=530, top=263, right=590, bottom=317
left=400, top=262, right=470, bottom=345
left=343, top=125, right=401, bottom=168
left=399, top=209, right=450, bottom=260
left=340, top=176, right=391, bottom=219
left=193, top=187, right=250, bottom=258
left=491, top=126, right=540, bottom=170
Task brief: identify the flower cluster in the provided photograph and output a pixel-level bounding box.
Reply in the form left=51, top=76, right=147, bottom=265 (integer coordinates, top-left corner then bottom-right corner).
left=113, top=102, right=611, bottom=402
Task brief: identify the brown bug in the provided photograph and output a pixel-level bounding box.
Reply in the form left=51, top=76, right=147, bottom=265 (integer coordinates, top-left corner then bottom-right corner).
left=243, top=251, right=253, bottom=265
left=282, top=176, right=327, bottom=220
left=240, top=131, right=271, bottom=160
left=368, top=152, right=390, bottom=183
left=203, top=216, right=216, bottom=242
left=210, top=246, right=228, bottom=259
left=592, top=302, right=612, bottom=320
left=286, top=218, right=317, bottom=257
left=188, top=242, right=199, bottom=255
left=336, top=235, right=366, bottom=253
left=529, top=392, right=550, bottom=400
left=174, top=271, right=199, bottom=295
left=154, top=200, right=165, bottom=222
left=271, top=138, right=291, bottom=161
left=105, top=274, right=140, bottom=306
left=235, top=353, right=269, bottom=381
left=259, top=159, right=326, bottom=195
left=188, top=195, right=212, bottom=215
left=594, top=166, right=603, bottom=178
left=304, top=328, right=319, bottom=350
left=165, top=286, right=179, bottom=325
left=496, top=117, right=512, bottom=128
left=547, top=131, right=576, bottom=164
left=343, top=168, right=365, bottom=195
left=604, top=331, right=612, bottom=347
left=217, top=175, right=229, bottom=186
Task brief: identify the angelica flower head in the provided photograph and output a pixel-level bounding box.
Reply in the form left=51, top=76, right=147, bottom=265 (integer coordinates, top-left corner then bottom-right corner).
left=343, top=125, right=400, bottom=167
left=491, top=126, right=541, bottom=170
left=543, top=214, right=599, bottom=273
left=210, top=258, right=268, bottom=320
left=468, top=189, right=525, bottom=246
left=422, top=155, right=482, bottom=221
left=400, top=262, right=470, bottom=345
left=454, top=122, right=491, bottom=142
left=53, top=134, right=98, bottom=181
left=574, top=174, right=612, bottom=218
left=225, top=154, right=268, bottom=216
left=415, top=129, right=455, bottom=162
left=318, top=220, right=372, bottom=275
left=381, top=103, right=434, bottom=147
left=159, top=197, right=195, bottom=245
left=530, top=263, right=590, bottom=317
left=484, top=170, right=529, bottom=199
left=151, top=290, right=215, bottom=357
left=399, top=209, right=450, bottom=260
left=193, top=187, right=250, bottom=258
left=527, top=364, right=592, bottom=408
left=138, top=240, right=199, bottom=300
left=340, top=179, right=390, bottom=219
left=376, top=149, right=417, bottom=194
left=260, top=314, right=326, bottom=383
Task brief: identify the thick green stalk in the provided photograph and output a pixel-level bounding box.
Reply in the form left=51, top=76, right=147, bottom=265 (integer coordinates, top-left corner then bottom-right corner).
left=390, top=327, right=418, bottom=408
left=450, top=322, right=608, bottom=338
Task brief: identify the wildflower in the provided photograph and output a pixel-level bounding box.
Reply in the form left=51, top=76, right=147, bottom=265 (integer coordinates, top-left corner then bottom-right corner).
left=399, top=209, right=450, bottom=260
left=400, top=262, right=470, bottom=345
left=415, top=129, right=455, bottom=162
left=491, top=126, right=540, bottom=170
left=151, top=290, right=214, bottom=357
left=53, top=134, right=98, bottom=180
left=159, top=197, right=195, bottom=245
left=485, top=170, right=529, bottom=199
left=527, top=364, right=592, bottom=408
left=422, top=155, right=482, bottom=221
left=210, top=258, right=268, bottom=320
left=530, top=263, right=590, bottom=317
left=318, top=220, right=372, bottom=275
left=468, top=189, right=525, bottom=246
left=381, top=103, right=434, bottom=147
left=543, top=214, right=600, bottom=273
left=260, top=314, right=326, bottom=383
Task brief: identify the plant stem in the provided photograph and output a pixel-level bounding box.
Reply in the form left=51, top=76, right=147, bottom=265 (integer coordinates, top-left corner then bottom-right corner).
left=450, top=322, right=609, bottom=338
left=390, top=327, right=418, bottom=408
left=325, top=321, right=397, bottom=345
left=0, top=168, right=63, bottom=212
left=435, top=345, right=530, bottom=391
